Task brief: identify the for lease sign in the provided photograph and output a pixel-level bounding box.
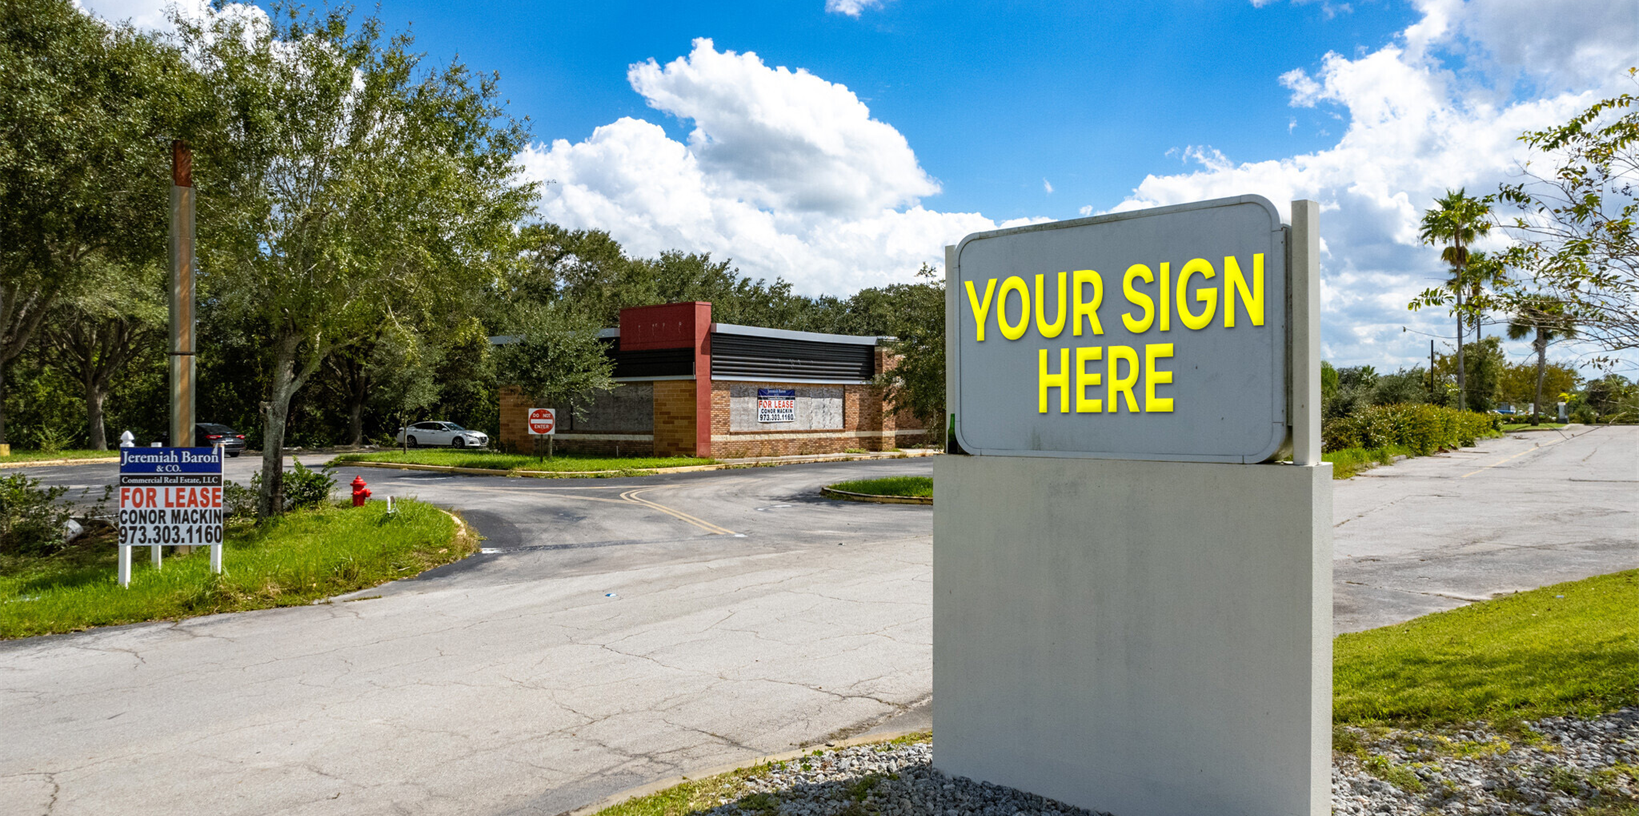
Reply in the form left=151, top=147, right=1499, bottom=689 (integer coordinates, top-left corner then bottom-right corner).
left=119, top=447, right=224, bottom=547
left=950, top=195, right=1289, bottom=463
left=757, top=388, right=796, bottom=423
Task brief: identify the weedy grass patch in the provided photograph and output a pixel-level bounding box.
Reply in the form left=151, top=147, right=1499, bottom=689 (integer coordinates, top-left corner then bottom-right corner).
left=1500, top=422, right=1569, bottom=432
left=1334, top=570, right=1639, bottom=727
left=827, top=476, right=933, bottom=498
left=1323, top=445, right=1415, bottom=479
left=0, top=499, right=470, bottom=639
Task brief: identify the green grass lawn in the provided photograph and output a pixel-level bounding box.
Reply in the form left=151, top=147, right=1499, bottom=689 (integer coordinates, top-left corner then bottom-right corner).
left=0, top=499, right=469, bottom=639
left=330, top=449, right=715, bottom=473
left=1335, top=569, right=1639, bottom=726
left=827, top=475, right=933, bottom=498
left=0, top=449, right=120, bottom=463
left=1501, top=421, right=1569, bottom=432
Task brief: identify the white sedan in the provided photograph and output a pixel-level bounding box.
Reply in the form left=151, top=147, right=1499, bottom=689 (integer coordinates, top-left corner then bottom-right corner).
left=395, top=421, right=489, bottom=448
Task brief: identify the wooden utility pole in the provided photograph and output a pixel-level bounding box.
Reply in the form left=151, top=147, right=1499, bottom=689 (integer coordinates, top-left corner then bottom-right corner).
left=169, top=141, right=196, bottom=449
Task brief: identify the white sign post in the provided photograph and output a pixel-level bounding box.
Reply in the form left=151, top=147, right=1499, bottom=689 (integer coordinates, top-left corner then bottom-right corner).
left=936, top=198, right=1330, bottom=816
left=117, top=446, right=225, bottom=588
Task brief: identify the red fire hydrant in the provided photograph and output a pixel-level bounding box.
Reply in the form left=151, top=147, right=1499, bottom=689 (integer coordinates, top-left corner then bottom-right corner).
left=351, top=476, right=372, bottom=507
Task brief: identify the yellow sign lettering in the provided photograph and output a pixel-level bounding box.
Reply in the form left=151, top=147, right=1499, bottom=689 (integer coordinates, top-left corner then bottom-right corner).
left=1145, top=343, right=1174, bottom=413
left=1107, top=345, right=1140, bottom=413
left=1121, top=265, right=1155, bottom=334
left=998, top=276, right=1030, bottom=340
left=1039, top=347, right=1070, bottom=413
left=1035, top=272, right=1067, bottom=339
left=1071, top=269, right=1104, bottom=336
left=1075, top=346, right=1103, bottom=413
left=1224, top=253, right=1264, bottom=328
left=1177, top=258, right=1218, bottom=331
left=965, top=278, right=996, bottom=342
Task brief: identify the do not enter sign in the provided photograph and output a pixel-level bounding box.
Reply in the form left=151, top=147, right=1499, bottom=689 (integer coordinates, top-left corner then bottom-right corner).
left=528, top=408, right=556, bottom=435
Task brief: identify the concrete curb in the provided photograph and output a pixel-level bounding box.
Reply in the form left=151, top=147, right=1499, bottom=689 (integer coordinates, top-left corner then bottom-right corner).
left=0, top=457, right=119, bottom=469
left=819, top=486, right=933, bottom=505
left=564, top=728, right=930, bottom=816
left=336, top=449, right=941, bottom=479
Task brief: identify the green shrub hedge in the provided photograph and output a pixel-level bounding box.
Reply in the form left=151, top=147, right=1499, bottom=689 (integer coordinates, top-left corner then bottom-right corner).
left=1322, top=403, right=1497, bottom=455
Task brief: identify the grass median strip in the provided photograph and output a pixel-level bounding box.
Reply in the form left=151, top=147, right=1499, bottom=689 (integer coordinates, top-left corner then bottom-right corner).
left=0, top=499, right=470, bottom=639
left=331, top=449, right=715, bottom=473
left=1, top=449, right=120, bottom=464
left=826, top=476, right=933, bottom=498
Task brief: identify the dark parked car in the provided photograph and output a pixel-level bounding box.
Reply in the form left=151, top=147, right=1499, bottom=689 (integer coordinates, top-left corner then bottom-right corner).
left=196, top=423, right=247, bottom=457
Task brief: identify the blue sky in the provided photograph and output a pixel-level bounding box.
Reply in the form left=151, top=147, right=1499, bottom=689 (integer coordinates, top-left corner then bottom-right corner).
left=84, top=0, right=1637, bottom=374
left=358, top=0, right=1414, bottom=221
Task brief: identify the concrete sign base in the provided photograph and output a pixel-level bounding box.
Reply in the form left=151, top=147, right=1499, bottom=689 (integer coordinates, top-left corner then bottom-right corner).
left=933, top=454, right=1332, bottom=816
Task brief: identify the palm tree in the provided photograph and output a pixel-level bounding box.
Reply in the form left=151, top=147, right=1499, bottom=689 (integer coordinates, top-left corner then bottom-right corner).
left=1464, top=251, right=1508, bottom=341
left=1420, top=189, right=1493, bottom=410
left=1507, top=297, right=1576, bottom=425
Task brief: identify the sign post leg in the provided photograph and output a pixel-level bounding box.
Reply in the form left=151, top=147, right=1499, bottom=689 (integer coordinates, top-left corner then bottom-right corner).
left=151, top=543, right=162, bottom=570
left=1291, top=199, right=1322, bottom=466
left=210, top=543, right=222, bottom=575
left=118, top=546, right=131, bottom=588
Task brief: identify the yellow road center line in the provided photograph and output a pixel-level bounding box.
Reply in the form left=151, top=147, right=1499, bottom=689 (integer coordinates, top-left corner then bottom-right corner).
left=622, top=489, right=736, bottom=535
left=623, top=490, right=735, bottom=536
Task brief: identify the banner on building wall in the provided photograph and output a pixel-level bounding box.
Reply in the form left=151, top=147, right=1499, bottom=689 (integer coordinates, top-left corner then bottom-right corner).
left=757, top=388, right=797, bottom=423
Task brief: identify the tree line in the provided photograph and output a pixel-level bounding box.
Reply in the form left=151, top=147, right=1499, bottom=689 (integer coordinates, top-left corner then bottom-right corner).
left=0, top=1, right=945, bottom=517
left=1411, top=68, right=1638, bottom=423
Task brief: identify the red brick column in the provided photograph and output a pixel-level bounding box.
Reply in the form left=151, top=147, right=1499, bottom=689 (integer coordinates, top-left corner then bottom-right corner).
left=620, top=301, right=713, bottom=458
left=691, top=302, right=712, bottom=458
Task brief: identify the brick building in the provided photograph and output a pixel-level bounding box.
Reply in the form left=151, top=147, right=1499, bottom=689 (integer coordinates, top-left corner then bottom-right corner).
left=496, top=302, right=927, bottom=458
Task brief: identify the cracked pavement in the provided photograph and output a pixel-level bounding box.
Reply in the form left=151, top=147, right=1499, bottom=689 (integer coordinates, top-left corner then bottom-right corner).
left=3, top=457, right=937, bottom=816
left=4, top=429, right=1635, bottom=814
left=1332, top=424, right=1637, bottom=632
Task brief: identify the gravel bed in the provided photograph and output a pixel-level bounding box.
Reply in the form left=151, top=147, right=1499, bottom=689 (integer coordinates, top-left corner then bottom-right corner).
left=1332, top=707, right=1637, bottom=816
left=691, top=708, right=1636, bottom=816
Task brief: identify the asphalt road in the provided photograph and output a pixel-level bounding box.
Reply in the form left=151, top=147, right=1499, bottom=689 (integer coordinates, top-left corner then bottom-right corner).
left=4, top=455, right=939, bottom=816
left=3, top=428, right=1634, bottom=815
left=1331, top=424, right=1637, bottom=631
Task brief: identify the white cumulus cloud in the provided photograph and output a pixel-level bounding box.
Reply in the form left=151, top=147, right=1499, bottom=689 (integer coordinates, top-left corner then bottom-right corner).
left=825, top=0, right=885, bottom=17
left=626, top=39, right=938, bottom=218
left=523, top=39, right=1016, bottom=295
left=1115, top=0, right=1635, bottom=371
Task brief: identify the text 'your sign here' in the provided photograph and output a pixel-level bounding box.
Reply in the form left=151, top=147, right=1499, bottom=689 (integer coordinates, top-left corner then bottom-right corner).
left=965, top=254, right=1265, bottom=415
